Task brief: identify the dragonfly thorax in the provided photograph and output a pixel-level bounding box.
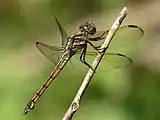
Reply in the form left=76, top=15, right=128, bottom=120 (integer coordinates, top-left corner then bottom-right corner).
left=79, top=21, right=96, bottom=35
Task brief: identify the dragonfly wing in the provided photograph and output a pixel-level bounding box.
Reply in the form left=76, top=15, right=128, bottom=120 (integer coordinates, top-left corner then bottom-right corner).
left=88, top=52, right=132, bottom=71
left=36, top=42, right=65, bottom=65
left=86, top=51, right=132, bottom=71
left=54, top=17, right=69, bottom=47
left=69, top=51, right=132, bottom=72
left=89, top=25, right=144, bottom=52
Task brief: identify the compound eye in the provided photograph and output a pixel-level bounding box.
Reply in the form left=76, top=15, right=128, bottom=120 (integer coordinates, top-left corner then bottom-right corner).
left=88, top=22, right=96, bottom=35
left=79, top=21, right=96, bottom=34
left=79, top=22, right=87, bottom=32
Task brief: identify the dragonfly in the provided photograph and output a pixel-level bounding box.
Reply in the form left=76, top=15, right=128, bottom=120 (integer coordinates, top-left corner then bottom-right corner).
left=24, top=17, right=144, bottom=114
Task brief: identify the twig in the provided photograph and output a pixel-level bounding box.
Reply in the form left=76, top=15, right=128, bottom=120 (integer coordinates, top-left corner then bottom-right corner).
left=62, top=7, right=128, bottom=120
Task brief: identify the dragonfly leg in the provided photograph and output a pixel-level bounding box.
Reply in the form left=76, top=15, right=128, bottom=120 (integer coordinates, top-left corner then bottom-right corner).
left=89, top=31, right=107, bottom=41
left=86, top=40, right=105, bottom=52
left=80, top=44, right=95, bottom=71
left=86, top=40, right=101, bottom=51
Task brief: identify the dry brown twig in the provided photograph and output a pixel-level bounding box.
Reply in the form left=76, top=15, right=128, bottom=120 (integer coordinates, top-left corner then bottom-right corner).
left=62, top=7, right=128, bottom=120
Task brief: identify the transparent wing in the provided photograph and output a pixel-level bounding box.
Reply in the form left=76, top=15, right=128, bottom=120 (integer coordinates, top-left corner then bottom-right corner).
left=36, top=41, right=65, bottom=65
left=89, top=25, right=144, bottom=52
left=69, top=51, right=132, bottom=72
left=88, top=52, right=132, bottom=71
left=54, top=17, right=69, bottom=47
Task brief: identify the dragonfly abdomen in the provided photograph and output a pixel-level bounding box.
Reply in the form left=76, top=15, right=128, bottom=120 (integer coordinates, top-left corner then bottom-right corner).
left=33, top=55, right=70, bottom=101
left=24, top=54, right=71, bottom=114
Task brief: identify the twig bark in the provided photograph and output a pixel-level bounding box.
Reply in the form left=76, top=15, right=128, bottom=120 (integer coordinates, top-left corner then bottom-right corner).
left=62, top=7, right=128, bottom=120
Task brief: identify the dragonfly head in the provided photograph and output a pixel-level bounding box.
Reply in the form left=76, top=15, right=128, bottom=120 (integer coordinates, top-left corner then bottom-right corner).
left=79, top=21, right=96, bottom=35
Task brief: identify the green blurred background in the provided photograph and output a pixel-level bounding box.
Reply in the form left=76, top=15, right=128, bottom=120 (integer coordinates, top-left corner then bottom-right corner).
left=0, top=0, right=160, bottom=120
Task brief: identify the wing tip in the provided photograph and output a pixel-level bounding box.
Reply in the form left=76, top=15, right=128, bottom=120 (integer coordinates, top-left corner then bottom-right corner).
left=127, top=24, right=144, bottom=37
left=36, top=41, right=45, bottom=48
left=36, top=41, right=44, bottom=45
left=36, top=41, right=41, bottom=47
left=36, top=41, right=39, bottom=45
left=117, top=53, right=133, bottom=64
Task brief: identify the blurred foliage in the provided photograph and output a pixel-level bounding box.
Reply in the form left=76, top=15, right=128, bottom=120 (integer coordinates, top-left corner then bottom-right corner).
left=0, top=0, right=160, bottom=120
